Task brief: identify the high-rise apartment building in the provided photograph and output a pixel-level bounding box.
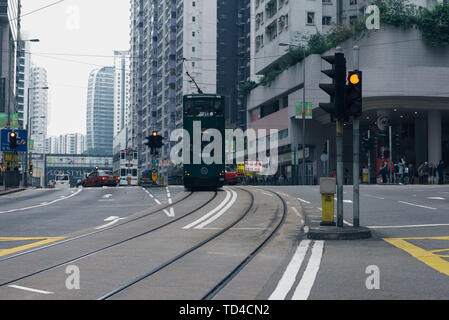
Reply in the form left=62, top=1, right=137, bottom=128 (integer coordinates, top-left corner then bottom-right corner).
left=217, top=0, right=251, bottom=130
left=0, top=0, right=21, bottom=124
left=46, top=133, right=86, bottom=155
left=130, top=0, right=217, bottom=171
left=29, top=66, right=48, bottom=154
left=113, top=50, right=131, bottom=137
left=86, top=66, right=115, bottom=156
left=16, top=39, right=31, bottom=129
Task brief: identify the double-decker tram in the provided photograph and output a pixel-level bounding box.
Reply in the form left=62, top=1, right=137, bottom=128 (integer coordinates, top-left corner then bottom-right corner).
left=183, top=94, right=226, bottom=190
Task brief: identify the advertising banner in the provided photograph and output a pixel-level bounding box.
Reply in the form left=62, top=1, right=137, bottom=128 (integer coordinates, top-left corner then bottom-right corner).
left=295, top=102, right=313, bottom=120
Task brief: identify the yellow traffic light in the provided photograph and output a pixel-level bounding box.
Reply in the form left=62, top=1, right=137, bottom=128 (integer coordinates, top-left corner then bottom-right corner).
left=152, top=131, right=158, bottom=137
left=348, top=73, right=360, bottom=85
left=10, top=132, right=16, bottom=138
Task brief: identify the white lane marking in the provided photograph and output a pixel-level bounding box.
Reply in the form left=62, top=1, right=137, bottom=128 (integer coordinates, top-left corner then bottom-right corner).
left=344, top=220, right=353, bottom=227
left=364, top=195, right=385, bottom=200
left=368, top=223, right=449, bottom=229
left=163, top=208, right=175, bottom=218
left=194, top=190, right=238, bottom=229
left=0, top=189, right=82, bottom=214
left=269, top=240, right=311, bottom=300
left=427, top=197, right=445, bottom=200
left=163, top=187, right=175, bottom=217
left=103, top=194, right=113, bottom=199
left=398, top=201, right=437, bottom=210
left=291, top=207, right=301, bottom=217
left=343, top=200, right=353, bottom=204
left=262, top=192, right=274, bottom=197
left=95, top=216, right=126, bottom=230
left=8, top=285, right=53, bottom=295
left=291, top=240, right=324, bottom=300
left=183, top=190, right=232, bottom=230
left=297, top=198, right=311, bottom=204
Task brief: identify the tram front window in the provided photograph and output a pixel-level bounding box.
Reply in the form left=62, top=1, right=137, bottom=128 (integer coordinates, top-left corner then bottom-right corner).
left=184, top=99, right=223, bottom=117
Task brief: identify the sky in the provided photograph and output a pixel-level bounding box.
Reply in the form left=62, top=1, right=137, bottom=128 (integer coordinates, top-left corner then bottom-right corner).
left=21, top=0, right=131, bottom=137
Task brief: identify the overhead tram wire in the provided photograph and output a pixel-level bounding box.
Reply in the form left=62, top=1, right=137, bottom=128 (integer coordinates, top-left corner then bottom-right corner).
left=9, top=0, right=66, bottom=21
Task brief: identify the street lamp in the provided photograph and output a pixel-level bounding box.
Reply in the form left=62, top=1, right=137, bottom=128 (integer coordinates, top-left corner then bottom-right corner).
left=279, top=43, right=307, bottom=185
left=23, top=86, right=49, bottom=187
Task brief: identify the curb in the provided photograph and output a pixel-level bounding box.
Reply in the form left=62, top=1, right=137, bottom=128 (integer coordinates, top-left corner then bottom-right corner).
left=0, top=188, right=26, bottom=197
left=307, top=226, right=372, bottom=240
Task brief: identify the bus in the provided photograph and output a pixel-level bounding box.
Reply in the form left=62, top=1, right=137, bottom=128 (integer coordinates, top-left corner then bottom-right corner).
left=183, top=94, right=226, bottom=190
left=113, top=148, right=139, bottom=186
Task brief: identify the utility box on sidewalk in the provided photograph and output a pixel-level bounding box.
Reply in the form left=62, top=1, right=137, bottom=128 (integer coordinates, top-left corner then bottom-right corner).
left=320, top=178, right=336, bottom=226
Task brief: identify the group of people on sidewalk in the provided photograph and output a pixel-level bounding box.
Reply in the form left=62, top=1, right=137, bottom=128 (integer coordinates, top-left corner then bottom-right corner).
left=380, top=158, right=446, bottom=185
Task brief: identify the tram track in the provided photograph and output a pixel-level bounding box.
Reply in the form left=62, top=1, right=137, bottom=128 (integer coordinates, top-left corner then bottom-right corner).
left=0, top=189, right=194, bottom=263
left=98, top=187, right=286, bottom=300
left=0, top=191, right=218, bottom=288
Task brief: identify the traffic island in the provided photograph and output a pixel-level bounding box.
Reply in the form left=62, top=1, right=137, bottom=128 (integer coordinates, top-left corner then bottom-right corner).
left=307, top=226, right=372, bottom=240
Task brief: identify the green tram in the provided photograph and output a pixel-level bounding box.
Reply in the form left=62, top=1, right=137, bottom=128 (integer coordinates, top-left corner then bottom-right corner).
left=183, top=94, right=226, bottom=190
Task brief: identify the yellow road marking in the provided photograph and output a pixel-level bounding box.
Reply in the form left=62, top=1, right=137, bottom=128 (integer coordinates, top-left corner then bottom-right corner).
left=384, top=236, right=449, bottom=277
left=0, top=237, right=66, bottom=257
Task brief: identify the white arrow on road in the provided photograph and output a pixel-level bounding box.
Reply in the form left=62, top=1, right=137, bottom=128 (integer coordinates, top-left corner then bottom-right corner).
left=95, top=216, right=125, bottom=230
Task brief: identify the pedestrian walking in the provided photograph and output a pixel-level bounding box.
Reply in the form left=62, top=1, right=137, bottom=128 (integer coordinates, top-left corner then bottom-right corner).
left=408, top=163, right=415, bottom=184
left=438, top=160, right=445, bottom=185
left=423, top=162, right=430, bottom=185
left=380, top=159, right=388, bottom=184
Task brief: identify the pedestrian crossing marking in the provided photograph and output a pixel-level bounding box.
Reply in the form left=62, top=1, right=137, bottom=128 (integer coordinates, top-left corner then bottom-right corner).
left=384, top=236, right=449, bottom=277
left=0, top=237, right=66, bottom=257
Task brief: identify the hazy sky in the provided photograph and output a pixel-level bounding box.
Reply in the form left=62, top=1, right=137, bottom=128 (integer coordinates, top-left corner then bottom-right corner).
left=21, top=0, right=130, bottom=136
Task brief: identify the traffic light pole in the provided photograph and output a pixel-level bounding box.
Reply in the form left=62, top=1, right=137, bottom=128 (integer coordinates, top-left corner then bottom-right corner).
left=353, top=46, right=360, bottom=227
left=336, top=119, right=344, bottom=228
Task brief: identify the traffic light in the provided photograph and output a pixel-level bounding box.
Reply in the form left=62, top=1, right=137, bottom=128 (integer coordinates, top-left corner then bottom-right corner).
left=319, top=52, right=347, bottom=121
left=345, top=71, right=363, bottom=118
left=9, top=131, right=17, bottom=150
left=145, top=131, right=164, bottom=155
left=29, top=162, right=33, bottom=176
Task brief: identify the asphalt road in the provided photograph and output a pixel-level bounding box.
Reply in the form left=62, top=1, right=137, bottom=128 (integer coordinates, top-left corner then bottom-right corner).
left=0, top=184, right=448, bottom=300
left=0, top=186, right=184, bottom=237
left=265, top=184, right=449, bottom=299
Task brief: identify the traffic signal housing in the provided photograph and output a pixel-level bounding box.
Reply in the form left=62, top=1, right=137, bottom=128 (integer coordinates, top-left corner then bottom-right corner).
left=145, top=131, right=164, bottom=155
left=319, top=52, right=347, bottom=121
left=9, top=131, right=17, bottom=150
left=345, top=71, right=363, bottom=118
left=29, top=162, right=33, bottom=176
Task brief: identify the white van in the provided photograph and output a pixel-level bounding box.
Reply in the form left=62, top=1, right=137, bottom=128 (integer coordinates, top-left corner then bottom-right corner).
left=54, top=174, right=71, bottom=189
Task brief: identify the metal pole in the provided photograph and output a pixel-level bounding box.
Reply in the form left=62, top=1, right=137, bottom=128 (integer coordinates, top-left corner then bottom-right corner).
left=23, top=88, right=31, bottom=187
left=389, top=125, right=393, bottom=184
left=336, top=119, right=344, bottom=227
left=302, top=50, right=306, bottom=185
left=353, top=46, right=360, bottom=227
left=326, top=140, right=330, bottom=177
left=367, top=130, right=371, bottom=184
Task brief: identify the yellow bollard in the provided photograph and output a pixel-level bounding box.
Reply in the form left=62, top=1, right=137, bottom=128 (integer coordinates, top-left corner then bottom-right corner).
left=320, top=178, right=337, bottom=227
left=321, top=194, right=336, bottom=226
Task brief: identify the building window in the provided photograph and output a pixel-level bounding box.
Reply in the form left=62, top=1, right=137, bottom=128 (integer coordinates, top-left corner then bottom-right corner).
left=192, top=46, right=195, bottom=52
left=192, top=16, right=195, bottom=22
left=307, top=12, right=315, bottom=25
left=350, top=0, right=357, bottom=4
left=192, top=1, right=196, bottom=6
left=322, top=16, right=332, bottom=25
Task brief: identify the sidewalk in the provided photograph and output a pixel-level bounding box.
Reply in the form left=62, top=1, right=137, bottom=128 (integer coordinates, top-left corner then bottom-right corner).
left=0, top=186, right=26, bottom=196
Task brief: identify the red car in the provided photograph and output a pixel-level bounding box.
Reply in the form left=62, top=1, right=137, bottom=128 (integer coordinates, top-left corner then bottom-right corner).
left=82, top=170, right=120, bottom=187
left=225, top=169, right=244, bottom=185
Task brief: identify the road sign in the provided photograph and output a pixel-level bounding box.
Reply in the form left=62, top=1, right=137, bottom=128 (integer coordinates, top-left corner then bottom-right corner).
left=1, top=129, right=28, bottom=152
left=152, top=167, right=158, bottom=182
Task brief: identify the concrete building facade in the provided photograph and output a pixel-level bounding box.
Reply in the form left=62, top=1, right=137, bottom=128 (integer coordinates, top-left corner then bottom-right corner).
left=246, top=26, right=449, bottom=184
